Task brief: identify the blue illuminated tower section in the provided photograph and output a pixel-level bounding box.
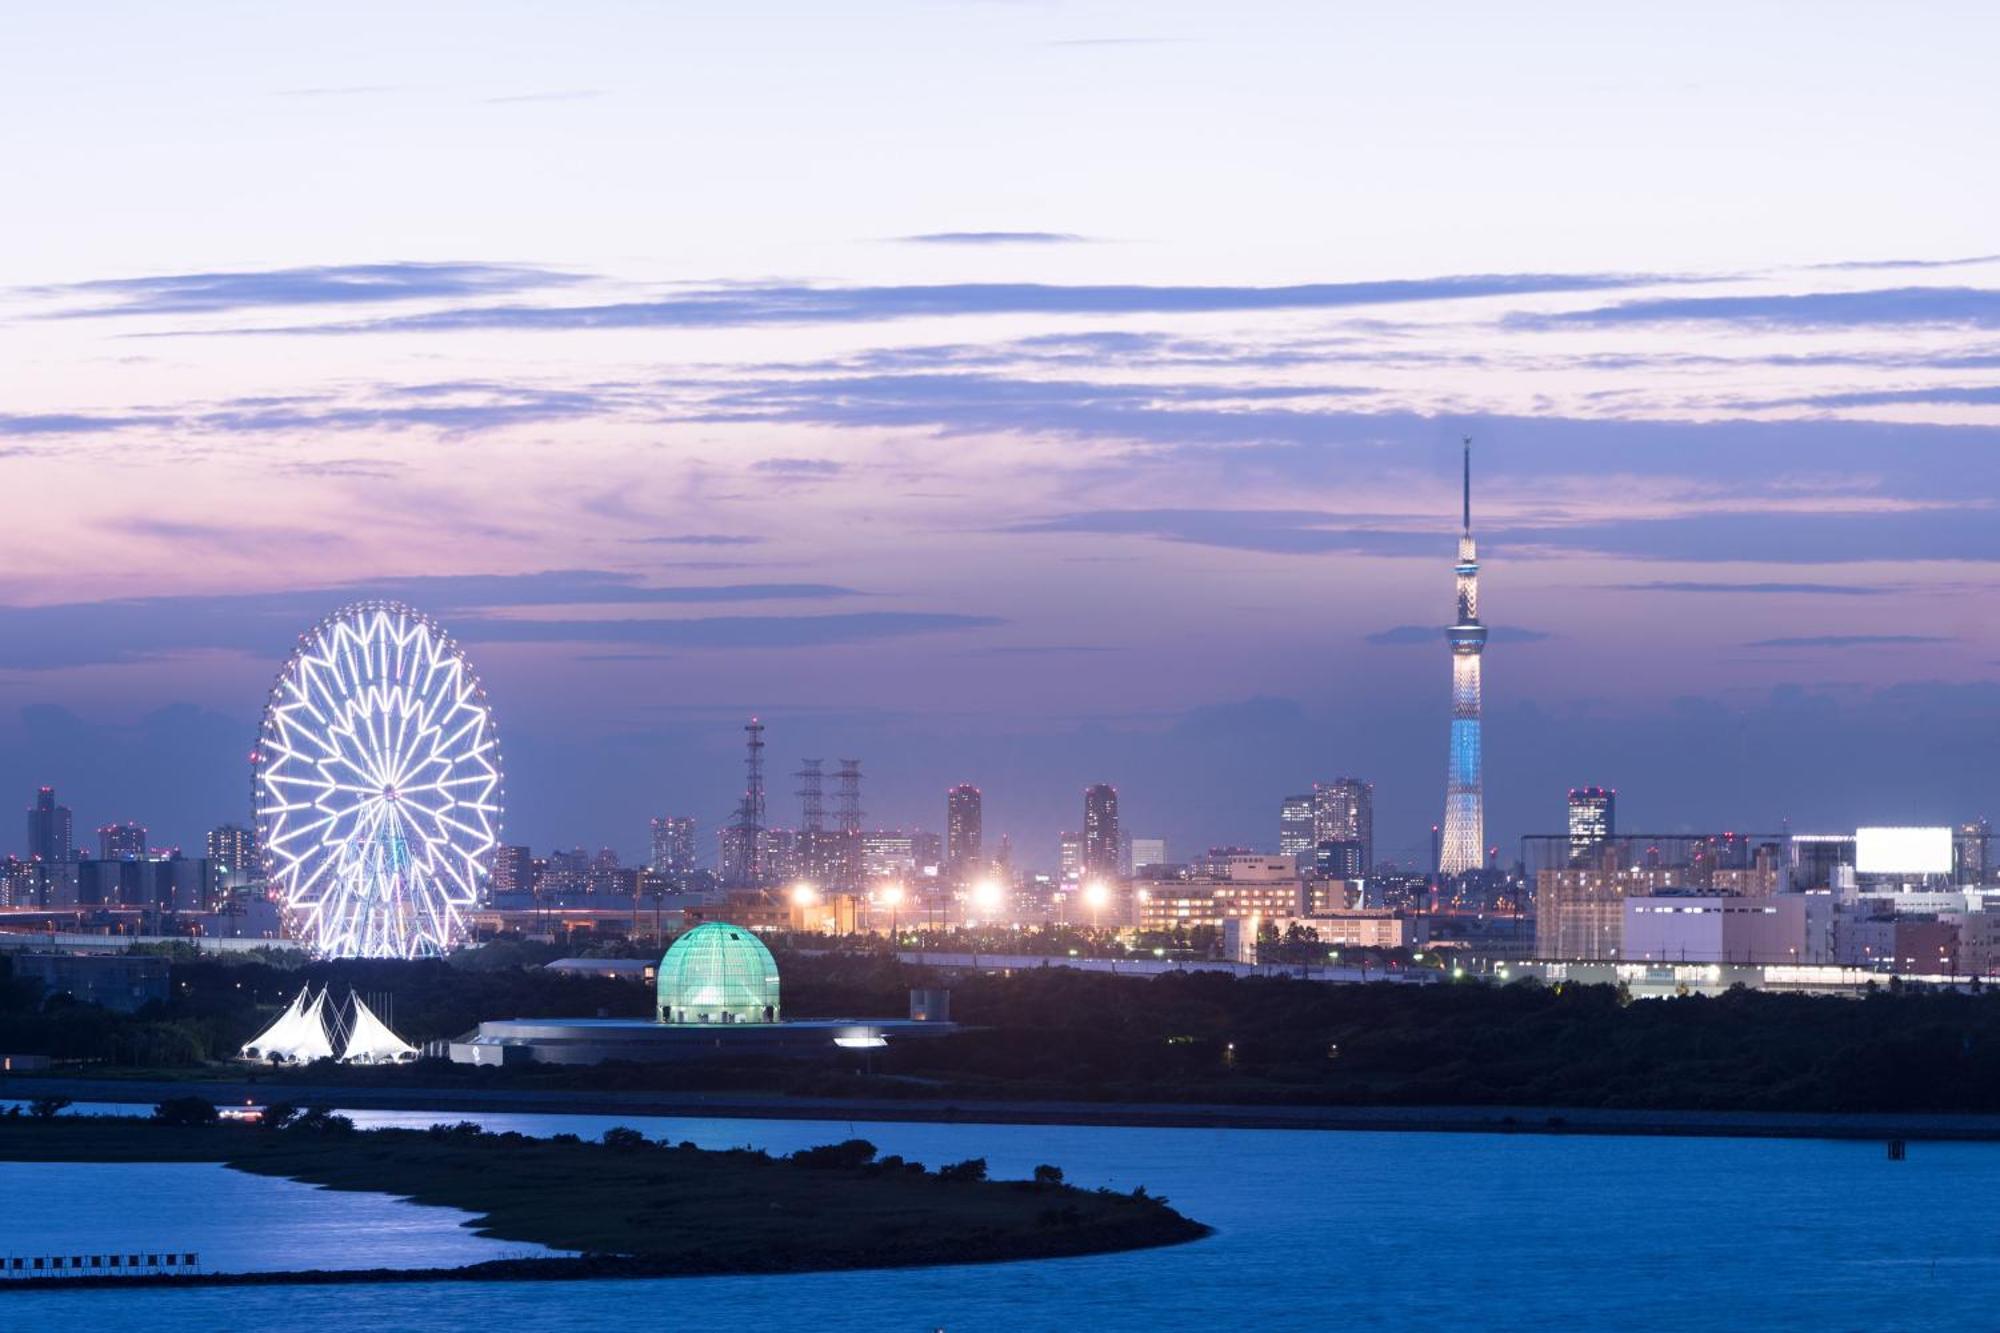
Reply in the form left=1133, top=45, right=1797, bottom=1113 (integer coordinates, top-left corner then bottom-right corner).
left=1439, top=439, right=1487, bottom=875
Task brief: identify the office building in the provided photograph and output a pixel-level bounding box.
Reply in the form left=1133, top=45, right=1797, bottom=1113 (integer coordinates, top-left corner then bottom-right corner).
left=1567, top=788, right=1616, bottom=860
left=1439, top=440, right=1487, bottom=874
left=946, top=785, right=982, bottom=873
left=1083, top=785, right=1119, bottom=877
left=1130, top=837, right=1168, bottom=873
left=1313, top=780, right=1374, bottom=870
left=1313, top=839, right=1366, bottom=879
left=1279, top=794, right=1315, bottom=859
left=860, top=830, right=916, bottom=879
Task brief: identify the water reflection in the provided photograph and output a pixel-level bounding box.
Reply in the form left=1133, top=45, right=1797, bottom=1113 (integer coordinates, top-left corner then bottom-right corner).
left=0, top=1161, right=563, bottom=1278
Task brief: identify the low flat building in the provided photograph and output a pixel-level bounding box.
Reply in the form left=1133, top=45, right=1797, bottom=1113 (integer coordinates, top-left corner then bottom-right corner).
left=542, top=957, right=655, bottom=983
left=1136, top=854, right=1307, bottom=932
left=1138, top=881, right=1305, bottom=932
left=449, top=921, right=955, bottom=1066
left=1622, top=894, right=1808, bottom=965
left=449, top=1015, right=948, bottom=1066
left=1834, top=915, right=1960, bottom=973
left=1271, top=911, right=1408, bottom=949
left=10, top=952, right=169, bottom=1012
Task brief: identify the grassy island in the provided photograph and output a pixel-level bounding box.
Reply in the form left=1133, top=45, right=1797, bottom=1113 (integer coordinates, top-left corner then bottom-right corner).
left=0, top=1108, right=1207, bottom=1288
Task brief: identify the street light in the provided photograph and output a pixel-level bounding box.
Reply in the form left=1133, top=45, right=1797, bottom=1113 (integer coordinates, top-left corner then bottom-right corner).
left=1083, top=879, right=1110, bottom=931
left=879, top=882, right=905, bottom=939
left=971, top=877, right=1004, bottom=923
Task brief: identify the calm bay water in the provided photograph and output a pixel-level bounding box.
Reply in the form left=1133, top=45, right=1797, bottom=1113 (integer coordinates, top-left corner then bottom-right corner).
left=3, top=1104, right=1995, bottom=1332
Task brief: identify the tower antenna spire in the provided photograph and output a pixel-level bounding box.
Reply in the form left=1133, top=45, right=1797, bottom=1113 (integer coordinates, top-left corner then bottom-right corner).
left=1462, top=436, right=1472, bottom=532
left=1439, top=437, right=1486, bottom=877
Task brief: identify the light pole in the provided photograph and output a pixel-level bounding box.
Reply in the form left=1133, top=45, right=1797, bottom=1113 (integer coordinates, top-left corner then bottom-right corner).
left=1083, top=879, right=1110, bottom=934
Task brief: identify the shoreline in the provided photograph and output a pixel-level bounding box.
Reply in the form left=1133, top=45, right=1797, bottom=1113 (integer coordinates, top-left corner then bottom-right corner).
left=0, top=1227, right=1212, bottom=1293
left=0, top=1116, right=1207, bottom=1289
left=5, top=1075, right=1997, bottom=1141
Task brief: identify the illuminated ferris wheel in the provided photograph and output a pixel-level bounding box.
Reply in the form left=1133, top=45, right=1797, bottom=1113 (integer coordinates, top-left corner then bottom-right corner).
left=253, top=602, right=503, bottom=959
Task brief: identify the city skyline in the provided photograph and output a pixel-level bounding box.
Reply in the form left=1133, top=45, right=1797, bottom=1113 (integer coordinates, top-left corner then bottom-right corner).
left=2, top=3, right=1997, bottom=864
left=7, top=8, right=2000, bottom=1323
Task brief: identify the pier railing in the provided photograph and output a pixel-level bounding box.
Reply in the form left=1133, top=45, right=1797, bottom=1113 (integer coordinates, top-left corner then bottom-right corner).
left=1, top=1250, right=198, bottom=1278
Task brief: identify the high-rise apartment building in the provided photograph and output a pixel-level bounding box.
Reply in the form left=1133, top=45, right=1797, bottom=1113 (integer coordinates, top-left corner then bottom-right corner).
left=27, top=787, right=72, bottom=865
left=1313, top=780, right=1374, bottom=871
left=759, top=828, right=801, bottom=884
left=1279, top=794, right=1315, bottom=859
left=206, top=824, right=259, bottom=885
left=946, top=784, right=983, bottom=872
left=489, top=844, right=535, bottom=897
left=1082, top=784, right=1120, bottom=878
left=98, top=822, right=149, bottom=861
left=1439, top=440, right=1487, bottom=875
left=1567, top=788, right=1616, bottom=860
left=649, top=816, right=698, bottom=876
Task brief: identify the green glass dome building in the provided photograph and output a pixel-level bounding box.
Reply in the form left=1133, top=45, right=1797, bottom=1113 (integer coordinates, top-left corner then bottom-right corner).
left=656, top=922, right=781, bottom=1024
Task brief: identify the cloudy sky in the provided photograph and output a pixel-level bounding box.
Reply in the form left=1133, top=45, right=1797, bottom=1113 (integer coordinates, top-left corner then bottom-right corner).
left=3, top=1, right=1998, bottom=868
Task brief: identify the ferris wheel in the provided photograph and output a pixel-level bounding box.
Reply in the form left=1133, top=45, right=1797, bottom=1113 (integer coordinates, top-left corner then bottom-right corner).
left=253, top=602, right=503, bottom=959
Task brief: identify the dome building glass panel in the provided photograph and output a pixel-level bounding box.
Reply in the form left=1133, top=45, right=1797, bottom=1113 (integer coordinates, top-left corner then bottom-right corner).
left=656, top=922, right=781, bottom=1024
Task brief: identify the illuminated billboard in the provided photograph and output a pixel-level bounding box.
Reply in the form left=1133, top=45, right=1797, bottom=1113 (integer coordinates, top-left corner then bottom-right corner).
left=1854, top=826, right=1952, bottom=877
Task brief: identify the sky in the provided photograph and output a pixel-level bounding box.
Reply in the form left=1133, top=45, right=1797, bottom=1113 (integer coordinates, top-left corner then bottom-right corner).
left=3, top=1, right=1999, bottom=869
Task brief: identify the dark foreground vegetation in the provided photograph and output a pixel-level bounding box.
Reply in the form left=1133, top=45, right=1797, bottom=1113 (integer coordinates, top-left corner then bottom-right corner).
left=0, top=1106, right=1204, bottom=1287
left=12, top=945, right=2000, bottom=1114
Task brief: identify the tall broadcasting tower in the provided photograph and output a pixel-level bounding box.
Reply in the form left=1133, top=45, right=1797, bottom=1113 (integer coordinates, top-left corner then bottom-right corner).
left=1438, top=439, right=1487, bottom=875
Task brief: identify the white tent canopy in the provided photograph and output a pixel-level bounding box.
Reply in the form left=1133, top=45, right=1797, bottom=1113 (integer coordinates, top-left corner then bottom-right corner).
left=240, top=987, right=415, bottom=1064
left=340, top=992, right=417, bottom=1064
left=240, top=985, right=336, bottom=1064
